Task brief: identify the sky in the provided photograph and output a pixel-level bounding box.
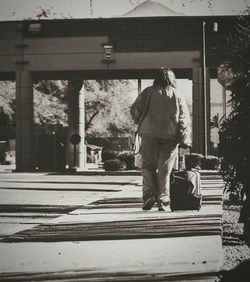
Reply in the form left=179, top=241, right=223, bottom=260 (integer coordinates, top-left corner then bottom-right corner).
left=0, top=0, right=249, bottom=21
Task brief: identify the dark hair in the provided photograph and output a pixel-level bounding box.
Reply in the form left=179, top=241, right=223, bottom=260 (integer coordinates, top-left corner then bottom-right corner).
left=153, top=67, right=176, bottom=88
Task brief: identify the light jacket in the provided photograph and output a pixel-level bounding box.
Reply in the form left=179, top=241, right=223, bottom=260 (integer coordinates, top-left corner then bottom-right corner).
left=130, top=85, right=191, bottom=146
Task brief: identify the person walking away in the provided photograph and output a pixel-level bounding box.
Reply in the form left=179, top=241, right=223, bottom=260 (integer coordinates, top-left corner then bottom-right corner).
left=130, top=67, right=191, bottom=211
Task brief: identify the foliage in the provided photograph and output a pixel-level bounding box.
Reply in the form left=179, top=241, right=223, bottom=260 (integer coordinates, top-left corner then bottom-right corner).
left=210, top=113, right=225, bottom=129
left=0, top=80, right=68, bottom=127
left=129, top=0, right=143, bottom=6
left=185, top=153, right=203, bottom=170
left=84, top=80, right=111, bottom=133
left=218, top=14, right=250, bottom=186
left=32, top=6, right=72, bottom=20
left=0, top=81, right=15, bottom=125
left=217, top=12, right=250, bottom=223
left=1, top=79, right=136, bottom=138
left=34, top=81, right=68, bottom=126
left=201, top=155, right=221, bottom=170
left=101, top=149, right=120, bottom=162
left=84, top=79, right=136, bottom=137
left=103, top=159, right=125, bottom=171
left=35, top=80, right=67, bottom=102
left=118, top=151, right=135, bottom=170
left=184, top=153, right=220, bottom=170
left=220, top=158, right=243, bottom=201
left=101, top=149, right=135, bottom=170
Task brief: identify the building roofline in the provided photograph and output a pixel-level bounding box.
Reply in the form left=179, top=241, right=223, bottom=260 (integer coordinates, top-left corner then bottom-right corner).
left=0, top=14, right=245, bottom=24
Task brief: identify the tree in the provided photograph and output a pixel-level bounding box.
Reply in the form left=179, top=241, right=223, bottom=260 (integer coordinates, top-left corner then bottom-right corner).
left=0, top=81, right=15, bottom=141
left=31, top=6, right=72, bottom=20
left=0, top=78, right=136, bottom=138
left=0, top=81, right=15, bottom=126
left=218, top=10, right=250, bottom=241
left=84, top=79, right=136, bottom=137
left=33, top=80, right=68, bottom=126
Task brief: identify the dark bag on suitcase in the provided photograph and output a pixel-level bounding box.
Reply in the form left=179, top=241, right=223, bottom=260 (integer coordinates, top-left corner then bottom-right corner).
left=170, top=147, right=202, bottom=211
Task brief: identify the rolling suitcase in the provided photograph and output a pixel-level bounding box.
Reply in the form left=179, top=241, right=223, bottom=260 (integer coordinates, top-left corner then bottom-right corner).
left=170, top=147, right=202, bottom=211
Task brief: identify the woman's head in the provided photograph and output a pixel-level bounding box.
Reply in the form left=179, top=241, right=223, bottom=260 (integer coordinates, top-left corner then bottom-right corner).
left=153, top=67, right=176, bottom=88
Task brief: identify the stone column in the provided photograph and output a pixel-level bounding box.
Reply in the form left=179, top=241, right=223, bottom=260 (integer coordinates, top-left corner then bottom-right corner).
left=15, top=70, right=35, bottom=171
left=66, top=79, right=86, bottom=169
left=192, top=67, right=211, bottom=155
left=135, top=79, right=142, bottom=168
left=79, top=85, right=86, bottom=169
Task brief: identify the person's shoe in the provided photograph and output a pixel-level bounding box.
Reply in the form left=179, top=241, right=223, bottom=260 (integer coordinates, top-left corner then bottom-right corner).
left=142, top=197, right=155, bottom=210
left=158, top=201, right=170, bottom=212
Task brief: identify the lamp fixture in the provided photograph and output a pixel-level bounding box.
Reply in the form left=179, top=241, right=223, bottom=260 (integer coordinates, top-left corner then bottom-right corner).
left=213, top=22, right=218, bottom=32
left=103, top=45, right=114, bottom=61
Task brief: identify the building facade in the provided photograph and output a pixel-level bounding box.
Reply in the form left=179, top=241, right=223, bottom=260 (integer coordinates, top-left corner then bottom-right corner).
left=0, top=16, right=238, bottom=171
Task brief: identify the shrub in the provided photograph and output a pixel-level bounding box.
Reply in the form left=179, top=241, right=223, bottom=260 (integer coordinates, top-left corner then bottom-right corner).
left=184, top=153, right=220, bottom=170
left=101, top=149, right=120, bottom=162
left=219, top=158, right=244, bottom=201
left=103, top=159, right=125, bottom=171
left=118, top=151, right=135, bottom=170
left=201, top=155, right=221, bottom=170
left=185, top=153, right=203, bottom=170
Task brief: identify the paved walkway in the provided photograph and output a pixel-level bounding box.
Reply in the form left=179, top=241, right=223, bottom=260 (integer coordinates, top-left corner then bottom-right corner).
left=0, top=169, right=224, bottom=281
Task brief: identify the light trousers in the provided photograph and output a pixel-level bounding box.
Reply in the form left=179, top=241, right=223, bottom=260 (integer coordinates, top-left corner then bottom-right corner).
left=141, top=137, right=178, bottom=204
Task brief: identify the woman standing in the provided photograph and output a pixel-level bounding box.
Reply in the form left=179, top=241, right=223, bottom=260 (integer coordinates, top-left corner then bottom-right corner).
left=130, top=67, right=191, bottom=211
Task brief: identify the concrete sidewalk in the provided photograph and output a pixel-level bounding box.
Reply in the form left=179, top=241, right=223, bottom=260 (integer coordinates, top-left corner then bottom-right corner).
left=0, top=170, right=141, bottom=236
left=0, top=169, right=224, bottom=281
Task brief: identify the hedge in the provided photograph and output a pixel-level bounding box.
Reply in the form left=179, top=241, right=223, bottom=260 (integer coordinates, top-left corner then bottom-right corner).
left=103, top=159, right=126, bottom=171
left=185, top=153, right=220, bottom=170
left=101, top=149, right=120, bottom=162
